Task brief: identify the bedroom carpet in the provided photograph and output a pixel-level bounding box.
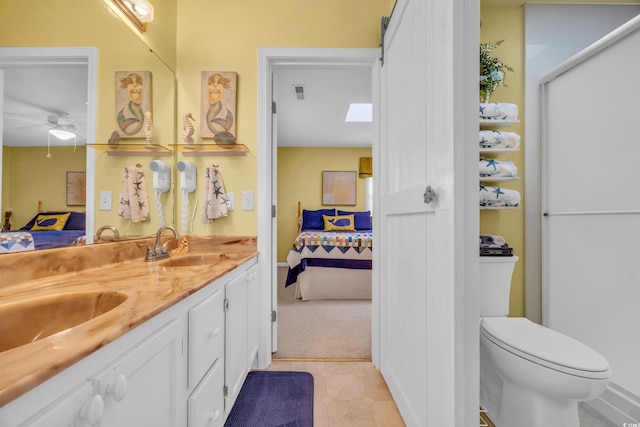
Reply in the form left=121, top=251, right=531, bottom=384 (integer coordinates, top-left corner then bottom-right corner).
left=274, top=267, right=371, bottom=359
left=224, top=371, right=314, bottom=427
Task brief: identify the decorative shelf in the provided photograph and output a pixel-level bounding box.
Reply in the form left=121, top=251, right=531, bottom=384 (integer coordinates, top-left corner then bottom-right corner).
left=87, top=144, right=172, bottom=157
left=480, top=205, right=521, bottom=210
left=171, top=143, right=248, bottom=157
left=479, top=119, right=520, bottom=130
left=479, top=147, right=520, bottom=154
left=479, top=176, right=521, bottom=183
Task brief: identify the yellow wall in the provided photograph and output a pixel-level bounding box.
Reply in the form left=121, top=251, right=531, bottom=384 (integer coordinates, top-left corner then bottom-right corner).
left=480, top=5, right=525, bottom=317
left=3, top=147, right=86, bottom=229
left=174, top=0, right=393, bottom=236
left=277, top=147, right=372, bottom=262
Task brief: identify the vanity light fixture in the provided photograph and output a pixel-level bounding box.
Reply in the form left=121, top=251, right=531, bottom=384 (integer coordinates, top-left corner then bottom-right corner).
left=112, top=0, right=155, bottom=32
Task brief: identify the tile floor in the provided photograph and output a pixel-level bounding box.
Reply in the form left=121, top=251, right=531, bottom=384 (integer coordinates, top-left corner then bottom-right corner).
left=266, top=360, right=618, bottom=427
left=267, top=359, right=406, bottom=426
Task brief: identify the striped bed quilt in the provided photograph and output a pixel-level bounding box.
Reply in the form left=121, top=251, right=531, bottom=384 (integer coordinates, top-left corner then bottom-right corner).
left=285, top=230, right=373, bottom=287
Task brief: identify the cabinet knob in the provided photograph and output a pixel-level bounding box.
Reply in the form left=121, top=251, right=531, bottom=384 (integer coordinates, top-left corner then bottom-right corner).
left=107, top=374, right=128, bottom=402
left=79, top=394, right=104, bottom=425
left=210, top=327, right=221, bottom=338
left=209, top=409, right=221, bottom=421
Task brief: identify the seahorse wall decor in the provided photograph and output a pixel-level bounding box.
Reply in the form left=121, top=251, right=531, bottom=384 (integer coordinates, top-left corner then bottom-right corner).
left=142, top=111, right=153, bottom=144
left=183, top=112, right=195, bottom=144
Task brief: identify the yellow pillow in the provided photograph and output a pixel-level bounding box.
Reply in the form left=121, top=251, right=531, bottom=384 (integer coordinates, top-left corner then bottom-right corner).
left=30, top=213, right=71, bottom=231
left=323, top=214, right=355, bottom=231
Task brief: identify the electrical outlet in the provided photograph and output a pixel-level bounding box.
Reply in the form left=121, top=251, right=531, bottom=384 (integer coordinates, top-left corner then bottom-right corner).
left=99, top=191, right=112, bottom=211
left=242, top=191, right=254, bottom=211
left=226, top=192, right=235, bottom=210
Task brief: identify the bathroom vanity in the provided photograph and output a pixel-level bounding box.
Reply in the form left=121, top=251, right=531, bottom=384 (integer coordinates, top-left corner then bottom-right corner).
left=0, top=236, right=260, bottom=427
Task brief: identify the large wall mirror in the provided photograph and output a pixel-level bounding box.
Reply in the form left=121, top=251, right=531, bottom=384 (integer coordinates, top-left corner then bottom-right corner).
left=0, top=0, right=177, bottom=251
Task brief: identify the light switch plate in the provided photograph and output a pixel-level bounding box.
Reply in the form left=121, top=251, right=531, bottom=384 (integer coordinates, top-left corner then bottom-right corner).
left=242, top=191, right=254, bottom=211
left=99, top=191, right=112, bottom=211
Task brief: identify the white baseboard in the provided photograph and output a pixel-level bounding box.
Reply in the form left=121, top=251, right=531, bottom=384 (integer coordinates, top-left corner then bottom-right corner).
left=585, top=383, right=640, bottom=425
left=277, top=262, right=289, bottom=268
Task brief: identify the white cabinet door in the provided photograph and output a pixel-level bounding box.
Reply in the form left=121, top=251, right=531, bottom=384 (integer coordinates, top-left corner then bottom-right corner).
left=246, top=264, right=260, bottom=369
left=21, top=381, right=98, bottom=427
left=224, top=271, right=248, bottom=414
left=95, top=319, right=182, bottom=427
left=188, top=358, right=225, bottom=427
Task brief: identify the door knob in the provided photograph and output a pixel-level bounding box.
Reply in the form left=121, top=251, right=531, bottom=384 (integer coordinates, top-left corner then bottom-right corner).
left=423, top=186, right=437, bottom=204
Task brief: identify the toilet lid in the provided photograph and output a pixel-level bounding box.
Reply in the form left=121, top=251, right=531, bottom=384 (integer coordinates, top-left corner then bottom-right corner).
left=481, top=317, right=611, bottom=379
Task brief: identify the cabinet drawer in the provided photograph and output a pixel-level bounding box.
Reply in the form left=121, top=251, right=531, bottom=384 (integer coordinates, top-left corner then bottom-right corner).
left=189, top=287, right=225, bottom=387
left=188, top=358, right=225, bottom=427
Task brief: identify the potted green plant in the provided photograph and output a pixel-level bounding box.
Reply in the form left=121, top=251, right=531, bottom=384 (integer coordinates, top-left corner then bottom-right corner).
left=480, top=40, right=514, bottom=103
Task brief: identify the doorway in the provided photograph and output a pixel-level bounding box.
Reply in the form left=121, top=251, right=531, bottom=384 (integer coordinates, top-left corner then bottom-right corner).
left=0, top=47, right=97, bottom=238
left=256, top=48, right=380, bottom=367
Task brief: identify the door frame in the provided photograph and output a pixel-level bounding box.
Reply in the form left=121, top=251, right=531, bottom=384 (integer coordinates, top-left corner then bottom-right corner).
left=257, top=47, right=380, bottom=368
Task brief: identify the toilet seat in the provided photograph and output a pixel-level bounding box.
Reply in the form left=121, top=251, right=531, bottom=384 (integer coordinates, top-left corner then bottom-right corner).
left=481, top=317, right=611, bottom=379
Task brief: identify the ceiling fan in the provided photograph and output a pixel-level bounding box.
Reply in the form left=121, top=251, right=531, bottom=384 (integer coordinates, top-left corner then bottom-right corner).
left=45, top=114, right=77, bottom=140
left=5, top=112, right=77, bottom=143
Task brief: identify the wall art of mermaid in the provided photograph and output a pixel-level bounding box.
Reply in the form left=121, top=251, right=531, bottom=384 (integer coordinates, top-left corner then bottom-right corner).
left=115, top=71, right=152, bottom=138
left=200, top=71, right=237, bottom=144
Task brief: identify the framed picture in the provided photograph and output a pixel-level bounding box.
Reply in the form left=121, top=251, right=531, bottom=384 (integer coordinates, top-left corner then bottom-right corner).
left=66, top=172, right=86, bottom=206
left=322, top=171, right=357, bottom=206
left=200, top=71, right=237, bottom=143
left=115, top=71, right=152, bottom=138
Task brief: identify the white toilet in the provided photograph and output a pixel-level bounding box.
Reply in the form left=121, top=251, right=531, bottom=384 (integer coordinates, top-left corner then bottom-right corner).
left=479, top=256, right=612, bottom=427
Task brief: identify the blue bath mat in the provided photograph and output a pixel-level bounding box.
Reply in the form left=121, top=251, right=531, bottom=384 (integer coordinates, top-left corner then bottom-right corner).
left=224, top=371, right=314, bottom=427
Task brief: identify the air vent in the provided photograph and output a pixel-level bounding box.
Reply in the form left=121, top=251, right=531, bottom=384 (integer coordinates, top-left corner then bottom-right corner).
left=293, top=85, right=304, bottom=100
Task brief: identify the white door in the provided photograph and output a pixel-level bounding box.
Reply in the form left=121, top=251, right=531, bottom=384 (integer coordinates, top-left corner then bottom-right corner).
left=376, top=0, right=479, bottom=426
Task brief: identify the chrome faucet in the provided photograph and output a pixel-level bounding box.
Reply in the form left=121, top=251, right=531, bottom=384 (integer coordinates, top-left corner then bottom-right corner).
left=141, top=226, right=180, bottom=262
left=94, top=225, right=120, bottom=242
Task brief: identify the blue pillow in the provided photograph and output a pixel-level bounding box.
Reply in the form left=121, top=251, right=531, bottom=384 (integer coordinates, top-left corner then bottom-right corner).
left=337, top=210, right=372, bottom=230
left=21, top=211, right=85, bottom=231
left=301, top=209, right=336, bottom=230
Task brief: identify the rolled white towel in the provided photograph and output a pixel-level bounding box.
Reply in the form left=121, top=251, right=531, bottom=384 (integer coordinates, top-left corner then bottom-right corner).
left=479, top=130, right=520, bottom=149
left=479, top=103, right=518, bottom=121
left=479, top=185, right=520, bottom=207
left=479, top=158, right=517, bottom=177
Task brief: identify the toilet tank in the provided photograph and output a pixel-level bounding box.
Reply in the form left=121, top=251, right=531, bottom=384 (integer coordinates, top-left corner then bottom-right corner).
left=479, top=256, right=518, bottom=317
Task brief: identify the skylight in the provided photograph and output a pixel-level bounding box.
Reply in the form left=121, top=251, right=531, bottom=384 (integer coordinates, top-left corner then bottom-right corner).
left=345, top=103, right=372, bottom=122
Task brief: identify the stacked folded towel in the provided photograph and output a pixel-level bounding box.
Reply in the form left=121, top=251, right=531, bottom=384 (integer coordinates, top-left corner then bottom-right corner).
left=479, top=185, right=521, bottom=207
left=479, top=130, right=520, bottom=149
left=480, top=158, right=517, bottom=178
left=479, top=103, right=518, bottom=121
left=480, top=234, right=513, bottom=256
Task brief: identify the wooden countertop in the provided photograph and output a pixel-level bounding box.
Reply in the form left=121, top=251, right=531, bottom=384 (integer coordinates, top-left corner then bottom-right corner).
left=0, top=235, right=258, bottom=407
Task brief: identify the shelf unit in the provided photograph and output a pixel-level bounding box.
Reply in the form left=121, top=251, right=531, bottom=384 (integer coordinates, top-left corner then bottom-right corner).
left=479, top=176, right=520, bottom=183
left=479, top=116, right=521, bottom=210
left=87, top=144, right=172, bottom=157
left=171, top=143, right=248, bottom=157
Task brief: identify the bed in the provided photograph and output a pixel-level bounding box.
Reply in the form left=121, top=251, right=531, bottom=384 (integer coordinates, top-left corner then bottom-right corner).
left=5, top=211, right=87, bottom=251
left=285, top=205, right=373, bottom=301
